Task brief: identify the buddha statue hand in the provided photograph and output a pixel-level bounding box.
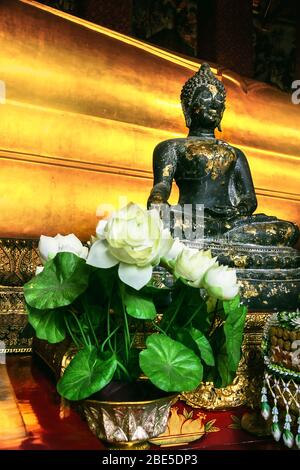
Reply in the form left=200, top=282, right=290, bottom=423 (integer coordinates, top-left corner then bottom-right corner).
left=147, top=182, right=170, bottom=208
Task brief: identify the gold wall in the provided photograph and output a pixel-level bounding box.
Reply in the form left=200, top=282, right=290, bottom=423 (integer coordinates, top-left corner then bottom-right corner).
left=0, top=0, right=299, bottom=240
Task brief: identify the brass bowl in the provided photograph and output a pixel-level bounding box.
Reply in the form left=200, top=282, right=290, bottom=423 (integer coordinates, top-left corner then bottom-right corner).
left=81, top=393, right=178, bottom=450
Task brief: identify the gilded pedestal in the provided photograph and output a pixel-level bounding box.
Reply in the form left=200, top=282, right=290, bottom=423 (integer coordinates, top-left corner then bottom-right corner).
left=0, top=238, right=38, bottom=352
left=182, top=311, right=271, bottom=409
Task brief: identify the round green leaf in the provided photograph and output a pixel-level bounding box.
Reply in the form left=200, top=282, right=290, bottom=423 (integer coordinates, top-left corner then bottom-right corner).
left=223, top=305, right=247, bottom=372
left=188, top=327, right=215, bottom=366
left=123, top=290, right=156, bottom=320
left=27, top=304, right=66, bottom=344
left=139, top=334, right=203, bottom=392
left=57, top=346, right=117, bottom=401
left=222, top=295, right=241, bottom=314
left=24, top=252, right=90, bottom=309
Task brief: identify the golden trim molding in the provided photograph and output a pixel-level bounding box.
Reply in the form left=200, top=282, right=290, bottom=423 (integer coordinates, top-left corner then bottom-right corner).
left=0, top=148, right=298, bottom=206
left=19, top=0, right=203, bottom=72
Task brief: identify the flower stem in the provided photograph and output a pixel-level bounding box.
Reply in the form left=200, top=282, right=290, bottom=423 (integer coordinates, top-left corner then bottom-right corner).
left=118, top=282, right=130, bottom=366
left=130, top=332, right=137, bottom=348
left=85, top=309, right=99, bottom=347
left=164, top=288, right=186, bottom=333
left=182, top=300, right=205, bottom=328
left=70, top=310, right=90, bottom=348
left=106, top=296, right=114, bottom=354
left=208, top=301, right=224, bottom=337
left=116, top=360, right=131, bottom=380
left=101, top=325, right=120, bottom=353
left=64, top=315, right=80, bottom=348
left=159, top=257, right=174, bottom=274
left=152, top=323, right=167, bottom=335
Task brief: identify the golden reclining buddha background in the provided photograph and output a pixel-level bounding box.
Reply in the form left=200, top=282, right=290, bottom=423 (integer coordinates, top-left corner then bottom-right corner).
left=0, top=0, right=299, bottom=241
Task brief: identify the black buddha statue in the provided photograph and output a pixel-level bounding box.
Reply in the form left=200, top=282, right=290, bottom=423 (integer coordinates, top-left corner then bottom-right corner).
left=147, top=63, right=299, bottom=247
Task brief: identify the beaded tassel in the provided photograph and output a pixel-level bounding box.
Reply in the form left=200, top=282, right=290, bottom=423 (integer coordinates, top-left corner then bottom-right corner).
left=261, top=381, right=270, bottom=420
left=295, top=416, right=300, bottom=450
left=271, top=398, right=281, bottom=441
left=282, top=406, right=294, bottom=449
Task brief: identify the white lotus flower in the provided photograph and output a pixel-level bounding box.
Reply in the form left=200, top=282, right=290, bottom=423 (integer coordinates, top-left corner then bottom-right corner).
left=87, top=203, right=174, bottom=290
left=95, top=219, right=108, bottom=240
left=174, top=247, right=218, bottom=288
left=38, top=234, right=88, bottom=265
left=164, top=238, right=185, bottom=261
left=203, top=265, right=239, bottom=300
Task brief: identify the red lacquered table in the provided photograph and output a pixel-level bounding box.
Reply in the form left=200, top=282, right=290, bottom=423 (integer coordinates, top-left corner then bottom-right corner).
left=1, top=355, right=283, bottom=451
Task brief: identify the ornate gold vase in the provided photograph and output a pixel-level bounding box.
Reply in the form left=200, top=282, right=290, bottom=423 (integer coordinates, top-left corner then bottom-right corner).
left=32, top=338, right=177, bottom=449
left=80, top=393, right=178, bottom=450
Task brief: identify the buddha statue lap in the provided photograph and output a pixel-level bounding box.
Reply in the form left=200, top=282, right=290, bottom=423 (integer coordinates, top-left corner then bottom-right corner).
left=148, top=64, right=300, bottom=310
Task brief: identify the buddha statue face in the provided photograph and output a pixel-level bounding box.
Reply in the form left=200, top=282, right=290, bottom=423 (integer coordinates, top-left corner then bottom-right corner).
left=189, top=84, right=225, bottom=130
left=181, top=63, right=226, bottom=131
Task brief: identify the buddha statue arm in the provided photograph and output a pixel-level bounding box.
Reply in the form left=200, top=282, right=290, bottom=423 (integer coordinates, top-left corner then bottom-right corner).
left=233, top=150, right=258, bottom=216
left=147, top=141, right=177, bottom=208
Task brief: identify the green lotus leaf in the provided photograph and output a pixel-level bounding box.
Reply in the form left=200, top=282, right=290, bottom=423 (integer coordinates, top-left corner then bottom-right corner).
left=223, top=296, right=247, bottom=372
left=123, top=289, right=156, bottom=320
left=57, top=346, right=117, bottom=401
left=188, top=327, right=215, bottom=366
left=139, top=334, right=203, bottom=392
left=216, top=342, right=236, bottom=388
left=27, top=304, right=66, bottom=344
left=222, top=295, right=241, bottom=315
left=24, top=252, right=90, bottom=309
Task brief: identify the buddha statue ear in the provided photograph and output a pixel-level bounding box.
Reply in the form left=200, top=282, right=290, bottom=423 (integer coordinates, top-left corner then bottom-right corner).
left=185, top=113, right=192, bottom=128
left=182, top=102, right=191, bottom=128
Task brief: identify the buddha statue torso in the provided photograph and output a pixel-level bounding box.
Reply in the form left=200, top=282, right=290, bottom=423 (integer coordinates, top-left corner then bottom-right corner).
left=176, top=139, right=237, bottom=207
left=159, top=138, right=254, bottom=215
left=147, top=64, right=299, bottom=247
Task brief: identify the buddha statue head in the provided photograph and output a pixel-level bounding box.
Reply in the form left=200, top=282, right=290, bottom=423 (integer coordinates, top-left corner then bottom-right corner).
left=181, top=63, right=226, bottom=132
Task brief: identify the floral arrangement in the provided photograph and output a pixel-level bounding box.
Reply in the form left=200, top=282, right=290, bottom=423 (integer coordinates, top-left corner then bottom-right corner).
left=24, top=203, right=247, bottom=401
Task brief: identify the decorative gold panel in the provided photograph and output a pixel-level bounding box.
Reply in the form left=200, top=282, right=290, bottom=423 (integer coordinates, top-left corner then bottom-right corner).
left=0, top=239, right=38, bottom=352
left=0, top=287, right=31, bottom=353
